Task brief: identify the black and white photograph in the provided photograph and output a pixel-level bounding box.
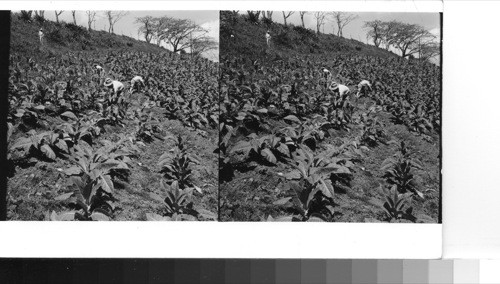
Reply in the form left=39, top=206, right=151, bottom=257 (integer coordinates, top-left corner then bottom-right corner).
left=219, top=11, right=441, bottom=222
left=6, top=10, right=219, bottom=221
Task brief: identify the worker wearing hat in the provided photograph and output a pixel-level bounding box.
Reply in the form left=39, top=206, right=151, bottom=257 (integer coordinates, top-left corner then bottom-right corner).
left=322, top=67, right=331, bottom=76
left=104, top=78, right=124, bottom=96
left=356, top=79, right=372, bottom=98
left=95, top=64, right=104, bottom=76
left=129, top=75, right=145, bottom=93
left=103, top=78, right=125, bottom=119
left=322, top=67, right=333, bottom=90
left=329, top=81, right=350, bottom=98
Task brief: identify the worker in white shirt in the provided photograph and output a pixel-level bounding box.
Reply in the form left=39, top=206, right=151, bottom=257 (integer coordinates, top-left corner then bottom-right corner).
left=95, top=65, right=105, bottom=84
left=356, top=80, right=372, bottom=98
left=103, top=78, right=125, bottom=118
left=322, top=67, right=334, bottom=89
left=265, top=30, right=271, bottom=47
left=104, top=78, right=125, bottom=97
left=95, top=64, right=104, bottom=75
left=129, top=75, right=145, bottom=93
left=322, top=68, right=331, bottom=79
left=38, top=28, right=44, bottom=45
left=329, top=81, right=350, bottom=97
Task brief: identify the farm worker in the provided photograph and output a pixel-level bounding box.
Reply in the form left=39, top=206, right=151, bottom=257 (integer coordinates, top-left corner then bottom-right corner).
left=322, top=68, right=333, bottom=88
left=329, top=81, right=350, bottom=97
left=38, top=28, right=44, bottom=45
left=265, top=30, right=271, bottom=47
left=104, top=78, right=124, bottom=97
left=129, top=75, right=145, bottom=93
left=95, top=64, right=103, bottom=73
left=356, top=80, right=372, bottom=98
left=322, top=68, right=331, bottom=78
left=103, top=78, right=125, bottom=118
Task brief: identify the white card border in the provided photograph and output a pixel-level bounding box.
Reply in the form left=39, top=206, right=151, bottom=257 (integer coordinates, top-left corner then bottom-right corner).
left=1, top=1, right=443, bottom=259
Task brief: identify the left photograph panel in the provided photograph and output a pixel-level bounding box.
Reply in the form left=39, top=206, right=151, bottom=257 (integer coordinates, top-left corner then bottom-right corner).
left=6, top=11, right=219, bottom=221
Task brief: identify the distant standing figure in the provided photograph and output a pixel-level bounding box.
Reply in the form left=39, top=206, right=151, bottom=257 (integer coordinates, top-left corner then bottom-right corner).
left=129, top=75, right=145, bottom=93
left=356, top=80, right=372, bottom=98
left=38, top=28, right=44, bottom=45
left=265, top=30, right=271, bottom=47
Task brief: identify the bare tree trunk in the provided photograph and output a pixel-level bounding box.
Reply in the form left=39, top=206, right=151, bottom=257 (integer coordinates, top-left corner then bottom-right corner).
left=55, top=11, right=63, bottom=24
left=282, top=11, right=294, bottom=27
left=72, top=11, right=77, bottom=24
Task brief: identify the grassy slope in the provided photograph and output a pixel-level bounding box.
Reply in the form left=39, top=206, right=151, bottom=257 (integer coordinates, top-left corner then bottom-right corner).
left=220, top=12, right=398, bottom=61
left=7, top=14, right=218, bottom=220
left=10, top=13, right=165, bottom=58
left=220, top=14, right=440, bottom=222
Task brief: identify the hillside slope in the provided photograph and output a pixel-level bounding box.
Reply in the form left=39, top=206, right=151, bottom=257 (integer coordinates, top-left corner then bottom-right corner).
left=219, top=12, right=441, bottom=223
left=7, top=14, right=219, bottom=221
left=220, top=11, right=399, bottom=60
left=10, top=12, right=166, bottom=58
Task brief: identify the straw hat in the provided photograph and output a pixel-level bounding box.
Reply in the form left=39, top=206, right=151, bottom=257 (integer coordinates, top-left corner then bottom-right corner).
left=104, top=78, right=113, bottom=87
left=329, top=81, right=339, bottom=91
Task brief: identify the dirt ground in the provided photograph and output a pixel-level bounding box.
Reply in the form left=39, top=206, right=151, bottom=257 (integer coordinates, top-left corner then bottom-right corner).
left=220, top=96, right=440, bottom=222
left=7, top=93, right=218, bottom=221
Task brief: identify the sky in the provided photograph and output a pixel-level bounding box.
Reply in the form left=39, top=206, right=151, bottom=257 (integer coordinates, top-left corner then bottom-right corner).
left=39, top=10, right=219, bottom=61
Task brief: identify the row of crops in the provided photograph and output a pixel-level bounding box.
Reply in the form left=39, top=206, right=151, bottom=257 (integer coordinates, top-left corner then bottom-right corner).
left=7, top=49, right=219, bottom=220
left=219, top=50, right=440, bottom=222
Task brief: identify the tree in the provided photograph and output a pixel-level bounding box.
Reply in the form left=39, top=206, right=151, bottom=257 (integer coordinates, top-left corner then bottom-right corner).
left=34, top=11, right=45, bottom=18
left=363, top=20, right=385, bottom=47
left=246, top=11, right=261, bottom=23
left=262, top=11, right=273, bottom=21
left=71, top=10, right=77, bottom=25
left=152, top=16, right=171, bottom=46
left=54, top=11, right=63, bottom=24
left=330, top=12, right=358, bottom=37
left=136, top=16, right=155, bottom=43
left=105, top=11, right=129, bottom=34
left=299, top=11, right=308, bottom=28
left=20, top=10, right=33, bottom=22
left=380, top=20, right=399, bottom=50
left=34, top=10, right=45, bottom=22
left=314, top=12, right=326, bottom=34
left=159, top=18, right=209, bottom=53
left=418, top=40, right=440, bottom=62
left=390, top=22, right=436, bottom=58
left=282, top=11, right=294, bottom=26
left=86, top=11, right=97, bottom=31
left=190, top=35, right=218, bottom=56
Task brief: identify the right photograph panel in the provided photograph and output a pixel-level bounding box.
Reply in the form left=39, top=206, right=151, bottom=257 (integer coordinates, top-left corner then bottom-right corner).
left=219, top=11, right=441, bottom=222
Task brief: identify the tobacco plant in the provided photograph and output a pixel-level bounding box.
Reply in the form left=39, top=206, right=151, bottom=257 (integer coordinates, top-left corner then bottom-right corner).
left=158, top=135, right=200, bottom=191
left=381, top=141, right=424, bottom=195
left=51, top=173, right=116, bottom=221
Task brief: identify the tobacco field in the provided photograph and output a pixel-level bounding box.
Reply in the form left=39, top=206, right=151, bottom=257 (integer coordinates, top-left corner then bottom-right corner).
left=218, top=12, right=441, bottom=222
left=7, top=15, right=219, bottom=221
